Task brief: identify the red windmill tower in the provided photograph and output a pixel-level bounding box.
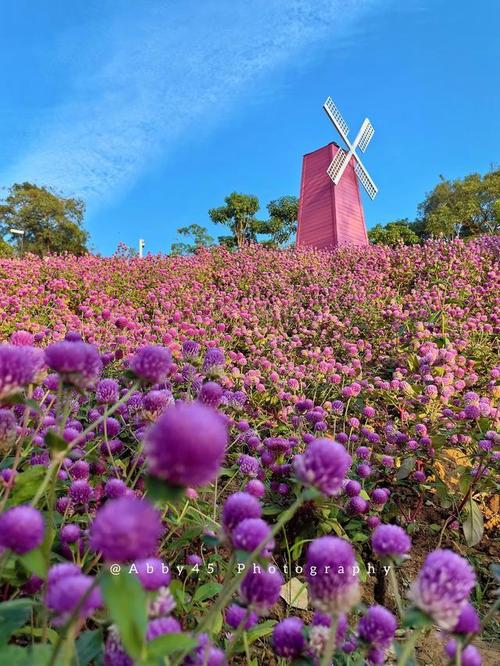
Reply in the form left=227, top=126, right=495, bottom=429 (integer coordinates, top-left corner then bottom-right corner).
left=296, top=97, right=377, bottom=249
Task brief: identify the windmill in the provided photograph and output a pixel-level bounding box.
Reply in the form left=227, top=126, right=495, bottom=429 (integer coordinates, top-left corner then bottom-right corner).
left=296, top=97, right=378, bottom=249
left=323, top=97, right=378, bottom=200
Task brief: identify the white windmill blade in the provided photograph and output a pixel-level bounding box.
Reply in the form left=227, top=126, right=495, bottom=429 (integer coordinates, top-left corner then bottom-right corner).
left=327, top=148, right=351, bottom=185
left=323, top=97, right=350, bottom=145
left=354, top=158, right=378, bottom=199
left=357, top=119, right=375, bottom=153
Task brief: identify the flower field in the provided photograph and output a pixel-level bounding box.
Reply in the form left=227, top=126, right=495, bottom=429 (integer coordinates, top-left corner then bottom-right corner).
left=0, top=237, right=498, bottom=665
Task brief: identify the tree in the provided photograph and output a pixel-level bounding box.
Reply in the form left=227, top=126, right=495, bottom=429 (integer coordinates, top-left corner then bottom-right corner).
left=417, top=168, right=500, bottom=239
left=0, top=237, right=14, bottom=258
left=170, top=224, right=214, bottom=256
left=209, top=193, right=262, bottom=249
left=261, top=195, right=299, bottom=247
left=0, top=182, right=88, bottom=256
left=368, top=219, right=420, bottom=246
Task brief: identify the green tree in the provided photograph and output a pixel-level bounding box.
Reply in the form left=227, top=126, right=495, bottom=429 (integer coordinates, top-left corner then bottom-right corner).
left=368, top=219, right=420, bottom=246
left=170, top=224, right=214, bottom=256
left=209, top=192, right=262, bottom=249
left=260, top=195, right=299, bottom=247
left=0, top=237, right=14, bottom=257
left=0, top=182, right=88, bottom=256
left=417, top=169, right=500, bottom=238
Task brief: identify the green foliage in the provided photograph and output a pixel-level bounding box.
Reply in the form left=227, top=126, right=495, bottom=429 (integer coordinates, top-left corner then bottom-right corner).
left=171, top=224, right=214, bottom=256
left=0, top=599, right=33, bottom=645
left=0, top=182, right=88, bottom=256
left=417, top=168, right=500, bottom=238
left=260, top=195, right=299, bottom=247
left=0, top=237, right=14, bottom=257
left=209, top=192, right=262, bottom=249
left=100, top=569, right=148, bottom=661
left=368, top=219, right=420, bottom=246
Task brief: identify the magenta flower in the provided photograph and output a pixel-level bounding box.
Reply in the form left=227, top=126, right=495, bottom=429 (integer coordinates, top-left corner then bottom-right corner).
left=294, top=438, right=352, bottom=496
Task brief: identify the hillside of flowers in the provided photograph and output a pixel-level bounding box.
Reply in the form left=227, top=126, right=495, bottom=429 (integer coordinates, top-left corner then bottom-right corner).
left=0, top=237, right=498, bottom=666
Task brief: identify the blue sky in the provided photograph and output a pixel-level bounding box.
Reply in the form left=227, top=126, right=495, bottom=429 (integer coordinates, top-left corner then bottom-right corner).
left=0, top=0, right=498, bottom=255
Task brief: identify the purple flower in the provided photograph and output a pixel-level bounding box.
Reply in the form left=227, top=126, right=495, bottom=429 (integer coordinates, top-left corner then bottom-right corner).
left=305, top=536, right=360, bottom=613
left=0, top=505, right=44, bottom=554
left=225, top=604, right=258, bottom=630
left=408, top=549, right=476, bottom=629
left=0, top=344, right=44, bottom=399
left=371, top=524, right=411, bottom=559
left=202, top=348, right=225, bottom=376
left=104, top=627, right=133, bottom=666
left=45, top=341, right=102, bottom=389
left=142, top=390, right=173, bottom=419
left=129, top=345, right=172, bottom=384
left=184, top=635, right=228, bottom=666
left=60, top=524, right=81, bottom=544
left=133, top=558, right=171, bottom=591
left=445, top=641, right=482, bottom=666
left=237, top=454, right=261, bottom=478
left=222, top=492, right=262, bottom=534
left=358, top=605, right=397, bottom=648
left=452, top=602, right=481, bottom=634
left=96, top=379, right=119, bottom=404
left=105, top=478, right=128, bottom=498
left=10, top=330, right=34, bottom=346
left=146, top=617, right=181, bottom=640
left=232, top=518, right=274, bottom=555
left=90, top=497, right=163, bottom=562
left=240, top=566, right=283, bottom=614
left=294, top=438, right=352, bottom=496
left=0, top=409, right=17, bottom=451
left=371, top=488, right=389, bottom=506
left=347, top=496, right=368, bottom=515
left=272, top=617, right=305, bottom=659
left=198, top=381, right=223, bottom=407
left=70, top=479, right=92, bottom=504
left=182, top=340, right=201, bottom=360
left=146, top=402, right=227, bottom=487
left=345, top=480, right=361, bottom=497
left=245, top=479, right=265, bottom=498
left=46, top=573, right=102, bottom=620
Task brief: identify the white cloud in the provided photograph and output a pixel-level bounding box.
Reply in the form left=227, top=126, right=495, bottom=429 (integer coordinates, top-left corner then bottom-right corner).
left=1, top=0, right=379, bottom=207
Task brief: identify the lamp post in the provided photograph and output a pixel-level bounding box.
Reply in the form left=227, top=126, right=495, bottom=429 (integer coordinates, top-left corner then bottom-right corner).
left=138, top=239, right=145, bottom=258
left=9, top=228, right=25, bottom=256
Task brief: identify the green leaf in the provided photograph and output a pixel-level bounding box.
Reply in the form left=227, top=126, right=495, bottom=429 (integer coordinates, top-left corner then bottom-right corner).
left=7, top=466, right=46, bottom=506
left=145, top=475, right=184, bottom=504
left=18, top=547, right=47, bottom=578
left=403, top=607, right=433, bottom=629
left=44, top=429, right=68, bottom=452
left=72, top=629, right=104, bottom=666
left=0, top=599, right=32, bottom=645
left=193, top=582, right=222, bottom=602
left=147, top=633, right=198, bottom=659
left=101, top=569, right=147, bottom=661
left=462, top=499, right=484, bottom=547
left=0, top=644, right=62, bottom=666
left=396, top=456, right=416, bottom=480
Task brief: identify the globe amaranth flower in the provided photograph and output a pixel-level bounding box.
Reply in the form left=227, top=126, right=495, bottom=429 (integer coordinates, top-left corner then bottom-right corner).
left=222, top=491, right=262, bottom=534
left=105, top=625, right=133, bottom=666
left=445, top=640, right=482, bottom=666
left=308, top=613, right=348, bottom=659
left=133, top=557, right=171, bottom=591
left=305, top=536, right=360, bottom=613
left=0, top=505, right=44, bottom=554
left=182, top=340, right=201, bottom=360
left=45, top=341, right=102, bottom=389
left=231, top=518, right=274, bottom=555
left=237, top=454, right=261, bottom=478
left=245, top=479, right=265, bottom=498
left=45, top=568, right=102, bottom=622
left=0, top=408, right=17, bottom=451
left=272, top=617, right=305, bottom=659
left=294, top=438, right=352, bottom=496
left=452, top=602, right=481, bottom=634
left=184, top=634, right=228, bottom=666
left=202, top=348, right=225, bottom=377
left=142, top=389, right=173, bottom=420
left=225, top=604, right=258, bottom=630
left=129, top=345, right=172, bottom=384
left=408, top=549, right=476, bottom=630
left=240, top=566, right=284, bottom=614
left=146, top=402, right=227, bottom=487
left=10, top=330, right=34, bottom=346
left=96, top=378, right=119, bottom=404
left=198, top=381, right=223, bottom=407
left=146, top=616, right=181, bottom=640
left=90, top=496, right=163, bottom=562
left=358, top=605, right=397, bottom=649
left=0, top=344, right=44, bottom=399
left=371, top=524, right=411, bottom=559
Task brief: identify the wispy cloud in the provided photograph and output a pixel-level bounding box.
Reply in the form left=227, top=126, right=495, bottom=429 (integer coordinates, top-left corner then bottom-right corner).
left=1, top=0, right=379, bottom=208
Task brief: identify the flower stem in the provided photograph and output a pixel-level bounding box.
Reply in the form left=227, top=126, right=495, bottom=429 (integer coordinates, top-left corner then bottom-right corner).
left=397, top=627, right=424, bottom=666
left=320, top=613, right=338, bottom=666
left=388, top=565, right=404, bottom=618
